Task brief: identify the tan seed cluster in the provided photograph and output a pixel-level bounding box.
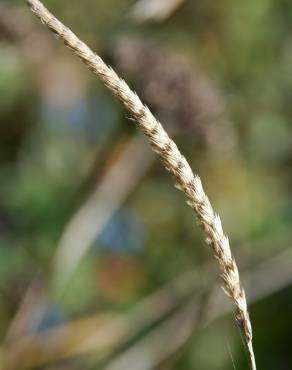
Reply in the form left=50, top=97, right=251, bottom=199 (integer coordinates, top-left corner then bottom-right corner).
left=26, top=1, right=256, bottom=368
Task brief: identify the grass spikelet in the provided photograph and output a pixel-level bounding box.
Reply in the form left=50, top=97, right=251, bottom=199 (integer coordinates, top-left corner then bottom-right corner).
left=26, top=1, right=256, bottom=368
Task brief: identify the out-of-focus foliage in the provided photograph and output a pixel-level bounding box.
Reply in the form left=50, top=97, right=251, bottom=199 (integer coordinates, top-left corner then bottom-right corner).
left=0, top=0, right=292, bottom=369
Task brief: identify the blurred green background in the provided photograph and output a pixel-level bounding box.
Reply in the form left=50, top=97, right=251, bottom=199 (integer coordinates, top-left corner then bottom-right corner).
left=1, top=0, right=292, bottom=369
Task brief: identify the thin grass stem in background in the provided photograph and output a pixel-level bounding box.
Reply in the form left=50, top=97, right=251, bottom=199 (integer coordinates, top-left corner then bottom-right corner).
left=130, top=0, right=185, bottom=22
left=4, top=241, right=292, bottom=369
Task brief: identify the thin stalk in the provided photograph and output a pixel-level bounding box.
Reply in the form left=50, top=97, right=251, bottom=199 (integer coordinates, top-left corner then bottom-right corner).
left=26, top=1, right=256, bottom=368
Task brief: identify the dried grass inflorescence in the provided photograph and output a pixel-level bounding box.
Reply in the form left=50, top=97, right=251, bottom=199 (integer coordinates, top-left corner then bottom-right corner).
left=26, top=1, right=256, bottom=368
